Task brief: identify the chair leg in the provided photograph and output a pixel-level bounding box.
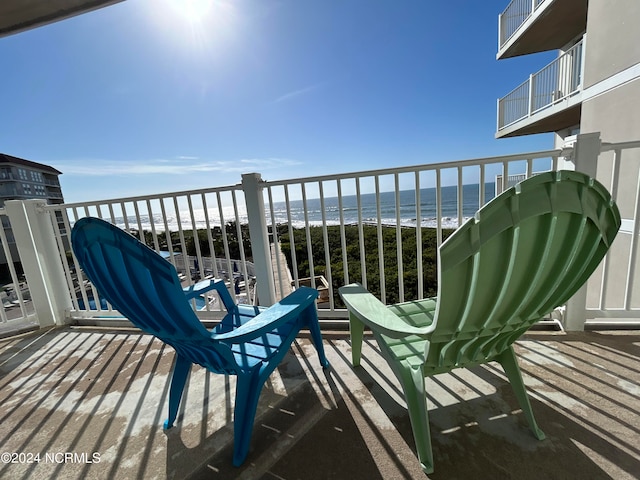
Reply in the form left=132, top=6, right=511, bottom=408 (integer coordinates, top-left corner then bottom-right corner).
left=232, top=370, right=264, bottom=467
left=496, top=346, right=545, bottom=440
left=164, top=355, right=192, bottom=429
left=349, top=312, right=365, bottom=367
left=397, top=362, right=434, bottom=474
left=306, top=306, right=330, bottom=369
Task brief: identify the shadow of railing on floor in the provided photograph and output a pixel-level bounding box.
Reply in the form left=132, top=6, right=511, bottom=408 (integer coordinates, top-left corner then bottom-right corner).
left=0, top=327, right=65, bottom=379
left=327, top=333, right=640, bottom=479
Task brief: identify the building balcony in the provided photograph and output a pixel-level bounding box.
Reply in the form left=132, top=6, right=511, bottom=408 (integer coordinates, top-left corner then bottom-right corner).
left=498, top=0, right=587, bottom=59
left=0, top=134, right=638, bottom=478
left=496, top=38, right=583, bottom=138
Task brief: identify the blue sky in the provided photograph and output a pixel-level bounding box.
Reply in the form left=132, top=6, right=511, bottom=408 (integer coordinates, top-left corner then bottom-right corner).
left=1, top=0, right=555, bottom=203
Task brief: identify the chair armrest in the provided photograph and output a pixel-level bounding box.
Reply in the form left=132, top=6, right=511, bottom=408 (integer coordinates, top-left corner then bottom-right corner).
left=183, top=278, right=235, bottom=311
left=339, top=283, right=435, bottom=338
left=212, top=287, right=319, bottom=343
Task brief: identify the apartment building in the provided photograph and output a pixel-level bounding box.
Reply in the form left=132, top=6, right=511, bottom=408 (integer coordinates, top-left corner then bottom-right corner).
left=496, top=0, right=640, bottom=318
left=0, top=154, right=64, bottom=270
left=496, top=0, right=640, bottom=143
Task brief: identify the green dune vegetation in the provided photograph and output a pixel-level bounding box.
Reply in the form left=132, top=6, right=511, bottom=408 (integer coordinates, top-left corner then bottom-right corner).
left=278, top=224, right=455, bottom=306
left=123, top=222, right=453, bottom=307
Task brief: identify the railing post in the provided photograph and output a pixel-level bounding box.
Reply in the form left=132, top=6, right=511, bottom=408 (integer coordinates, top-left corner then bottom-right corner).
left=4, top=200, right=72, bottom=327
left=563, top=132, right=602, bottom=330
left=579, top=34, right=587, bottom=89
left=528, top=73, right=534, bottom=117
left=573, top=132, right=601, bottom=177
left=241, top=173, right=277, bottom=306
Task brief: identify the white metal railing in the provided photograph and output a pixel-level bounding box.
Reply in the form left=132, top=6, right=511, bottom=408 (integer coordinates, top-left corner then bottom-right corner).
left=260, top=151, right=560, bottom=318
left=586, top=140, right=640, bottom=325
left=0, top=208, right=38, bottom=335
left=498, top=38, right=584, bottom=130
left=45, top=184, right=259, bottom=323
left=2, top=134, right=639, bottom=333
left=41, top=150, right=561, bottom=324
left=499, top=0, right=546, bottom=48
left=494, top=170, right=547, bottom=195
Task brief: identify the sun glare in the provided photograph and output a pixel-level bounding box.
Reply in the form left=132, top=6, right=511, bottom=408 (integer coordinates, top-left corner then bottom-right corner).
left=172, top=0, right=216, bottom=24
left=151, top=0, right=237, bottom=52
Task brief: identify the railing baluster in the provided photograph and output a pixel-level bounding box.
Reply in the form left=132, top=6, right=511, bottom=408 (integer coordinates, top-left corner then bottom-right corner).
left=284, top=186, right=298, bottom=289
left=598, top=149, right=622, bottom=310
left=216, top=191, right=235, bottom=302
left=457, top=167, right=463, bottom=227
left=436, top=169, right=442, bottom=249
left=146, top=199, right=160, bottom=251
left=301, top=183, right=316, bottom=291
left=479, top=165, right=486, bottom=208
left=337, top=179, right=349, bottom=287
left=356, top=177, right=367, bottom=289
left=624, top=167, right=640, bottom=310
left=415, top=171, right=423, bottom=298
left=267, top=186, right=284, bottom=300
left=133, top=201, right=144, bottom=242
left=187, top=195, right=203, bottom=281
left=201, top=193, right=218, bottom=280
left=319, top=181, right=334, bottom=310
left=395, top=173, right=404, bottom=303
left=231, top=190, right=252, bottom=304
left=375, top=176, right=385, bottom=302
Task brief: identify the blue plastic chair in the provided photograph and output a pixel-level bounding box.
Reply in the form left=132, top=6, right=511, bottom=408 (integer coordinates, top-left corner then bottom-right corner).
left=71, top=217, right=329, bottom=466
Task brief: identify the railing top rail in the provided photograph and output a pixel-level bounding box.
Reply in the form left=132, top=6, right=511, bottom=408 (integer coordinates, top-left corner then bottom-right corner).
left=47, top=182, right=243, bottom=210
left=601, top=140, right=640, bottom=152
left=498, top=77, right=531, bottom=104
left=261, top=148, right=564, bottom=187
left=533, top=39, right=582, bottom=73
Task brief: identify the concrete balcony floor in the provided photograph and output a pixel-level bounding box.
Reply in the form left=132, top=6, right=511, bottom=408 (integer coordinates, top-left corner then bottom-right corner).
left=0, top=327, right=638, bottom=479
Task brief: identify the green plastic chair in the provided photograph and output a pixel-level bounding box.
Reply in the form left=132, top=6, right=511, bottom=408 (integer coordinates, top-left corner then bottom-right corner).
left=339, top=170, right=620, bottom=474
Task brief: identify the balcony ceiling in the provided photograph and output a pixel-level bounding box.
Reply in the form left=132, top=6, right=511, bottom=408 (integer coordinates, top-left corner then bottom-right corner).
left=0, top=0, right=124, bottom=38
left=499, top=0, right=588, bottom=59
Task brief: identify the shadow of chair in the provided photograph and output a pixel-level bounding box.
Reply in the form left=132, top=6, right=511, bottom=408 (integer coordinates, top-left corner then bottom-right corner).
left=71, top=217, right=329, bottom=467
left=339, top=170, right=621, bottom=474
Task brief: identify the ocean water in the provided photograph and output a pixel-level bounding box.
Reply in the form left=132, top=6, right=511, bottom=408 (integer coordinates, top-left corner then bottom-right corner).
left=269, top=183, right=497, bottom=229
left=108, top=183, right=496, bottom=232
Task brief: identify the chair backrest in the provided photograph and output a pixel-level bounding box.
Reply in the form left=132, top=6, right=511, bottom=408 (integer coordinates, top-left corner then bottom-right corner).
left=71, top=217, right=237, bottom=372
left=428, top=170, right=620, bottom=369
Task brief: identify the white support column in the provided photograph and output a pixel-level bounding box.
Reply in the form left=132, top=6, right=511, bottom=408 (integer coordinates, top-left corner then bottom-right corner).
left=4, top=200, right=72, bottom=327
left=563, top=132, right=602, bottom=331
left=241, top=173, right=276, bottom=306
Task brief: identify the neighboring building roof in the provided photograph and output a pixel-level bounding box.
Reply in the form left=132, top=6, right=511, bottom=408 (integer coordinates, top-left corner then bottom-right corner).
left=0, top=153, right=62, bottom=175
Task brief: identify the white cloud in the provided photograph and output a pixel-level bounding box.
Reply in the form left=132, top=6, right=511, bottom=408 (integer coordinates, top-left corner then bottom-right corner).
left=53, top=157, right=302, bottom=176
left=271, top=82, right=327, bottom=104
